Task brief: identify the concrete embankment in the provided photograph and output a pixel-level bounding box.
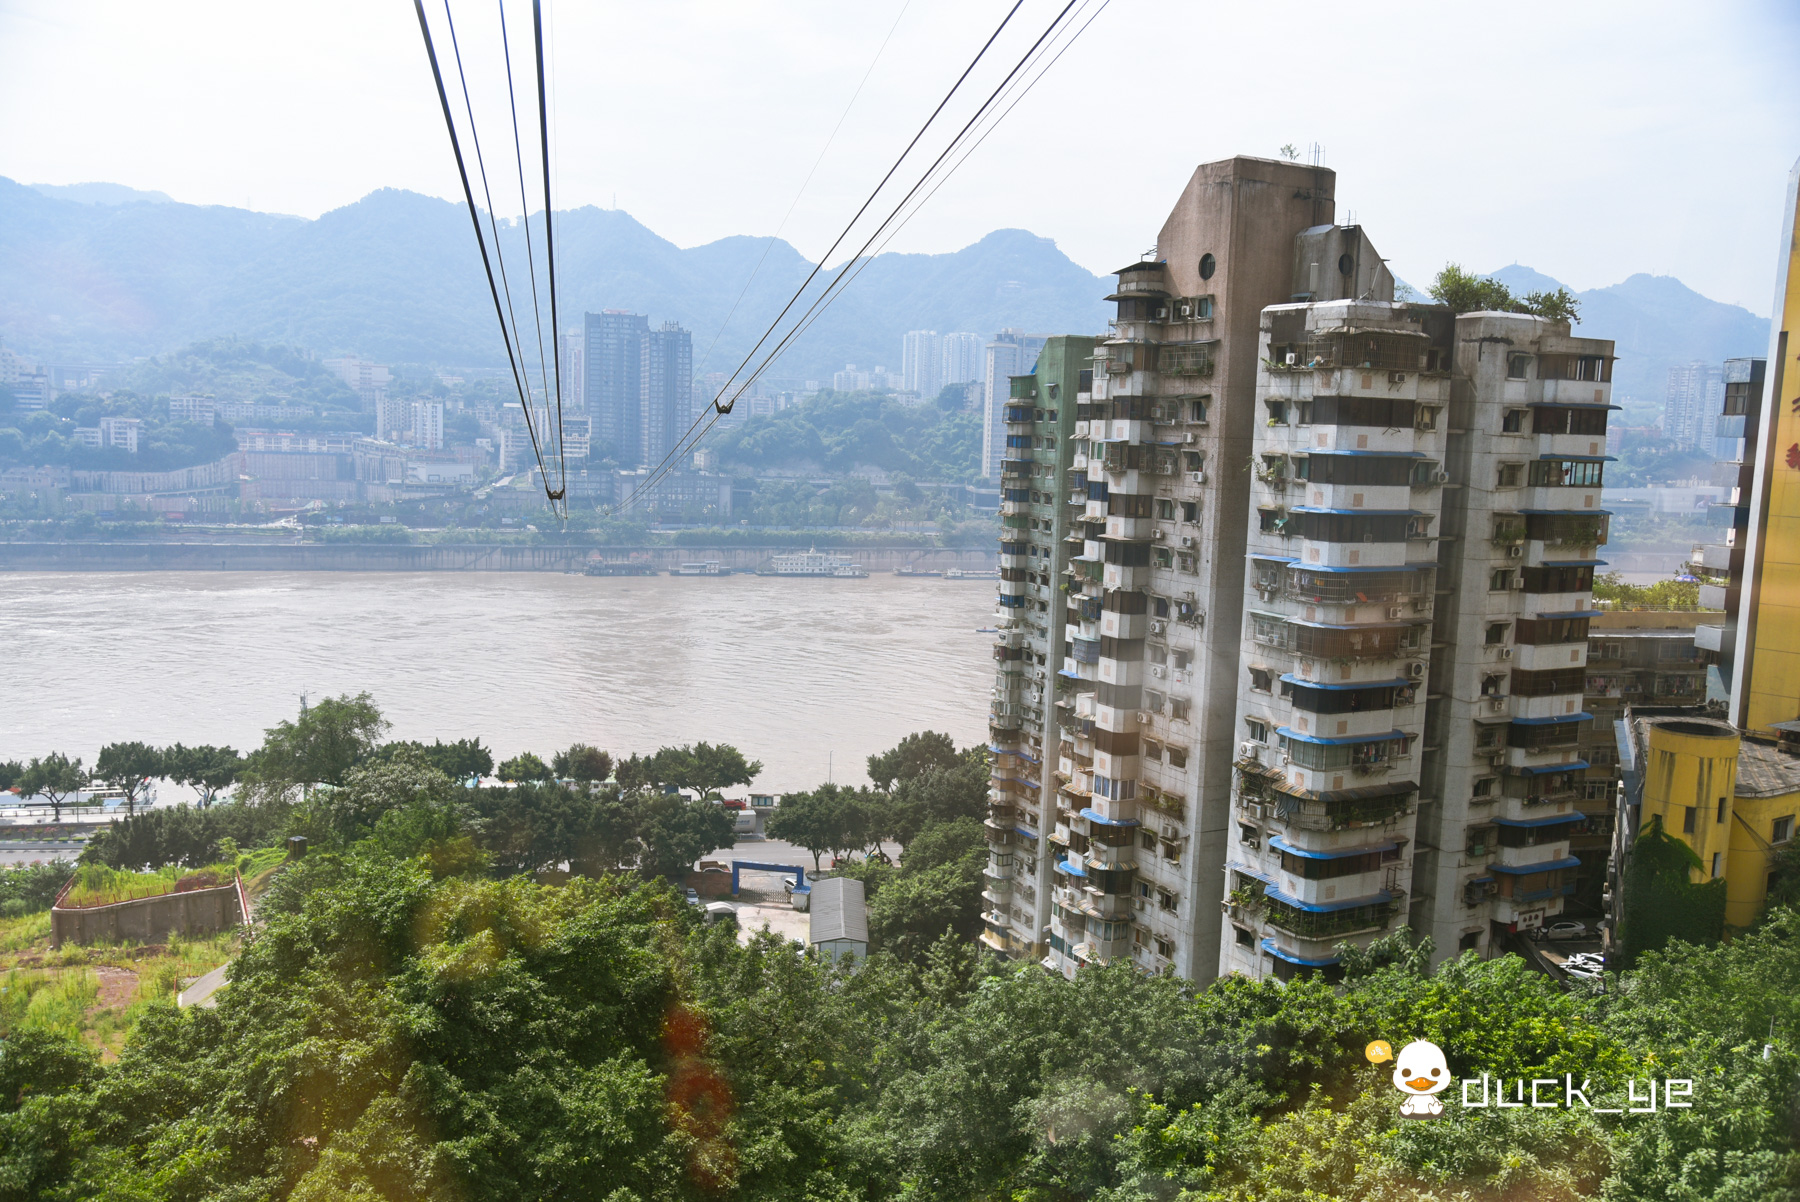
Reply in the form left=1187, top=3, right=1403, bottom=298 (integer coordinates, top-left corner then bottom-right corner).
left=0, top=542, right=998, bottom=573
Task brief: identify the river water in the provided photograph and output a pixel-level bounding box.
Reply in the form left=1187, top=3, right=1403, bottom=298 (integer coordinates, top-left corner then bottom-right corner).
left=0, top=572, right=998, bottom=793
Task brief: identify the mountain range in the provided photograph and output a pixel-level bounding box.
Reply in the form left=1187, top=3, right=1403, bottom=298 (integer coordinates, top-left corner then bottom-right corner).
left=0, top=176, right=1771, bottom=404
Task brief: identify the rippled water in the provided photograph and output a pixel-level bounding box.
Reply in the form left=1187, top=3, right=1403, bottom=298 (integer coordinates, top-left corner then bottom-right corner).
left=0, top=572, right=998, bottom=792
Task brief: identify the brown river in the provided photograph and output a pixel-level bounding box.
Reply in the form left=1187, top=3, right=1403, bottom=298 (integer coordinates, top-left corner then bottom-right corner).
left=0, top=572, right=998, bottom=792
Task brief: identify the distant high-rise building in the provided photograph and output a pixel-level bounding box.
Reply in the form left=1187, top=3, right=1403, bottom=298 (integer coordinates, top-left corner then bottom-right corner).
left=167, top=395, right=217, bottom=426
left=642, top=321, right=694, bottom=468
left=323, top=356, right=392, bottom=414
left=1664, top=360, right=1725, bottom=451
left=374, top=393, right=411, bottom=442
left=581, top=311, right=692, bottom=467
left=559, top=331, right=584, bottom=415
left=942, top=332, right=985, bottom=391
left=981, top=331, right=1046, bottom=478
left=902, top=330, right=942, bottom=398
left=98, top=415, right=141, bottom=453
left=585, top=311, right=649, bottom=465
left=411, top=400, right=445, bottom=450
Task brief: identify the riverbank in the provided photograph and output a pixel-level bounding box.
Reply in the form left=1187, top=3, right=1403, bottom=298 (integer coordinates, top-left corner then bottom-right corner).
left=0, top=542, right=999, bottom=572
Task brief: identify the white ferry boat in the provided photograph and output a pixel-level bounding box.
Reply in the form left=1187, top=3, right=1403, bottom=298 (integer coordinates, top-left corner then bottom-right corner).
left=756, top=550, right=869, bottom=578
left=670, top=561, right=732, bottom=576
left=944, top=567, right=1000, bottom=580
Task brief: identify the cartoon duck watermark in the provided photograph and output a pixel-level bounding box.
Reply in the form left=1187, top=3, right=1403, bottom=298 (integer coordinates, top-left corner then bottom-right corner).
left=1367, top=1039, right=1449, bottom=1119
left=1365, top=1037, right=1696, bottom=1118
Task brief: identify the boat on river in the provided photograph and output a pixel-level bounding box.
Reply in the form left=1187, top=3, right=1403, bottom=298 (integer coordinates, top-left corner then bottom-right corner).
left=756, top=550, right=869, bottom=578
left=670, top=561, right=732, bottom=577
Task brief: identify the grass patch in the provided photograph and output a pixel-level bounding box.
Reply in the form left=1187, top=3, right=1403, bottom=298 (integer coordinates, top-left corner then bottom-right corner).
left=62, top=862, right=237, bottom=909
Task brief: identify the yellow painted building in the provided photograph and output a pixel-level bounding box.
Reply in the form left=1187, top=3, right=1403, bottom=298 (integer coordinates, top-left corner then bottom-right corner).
left=1736, top=156, right=1800, bottom=733
left=1625, top=714, right=1800, bottom=928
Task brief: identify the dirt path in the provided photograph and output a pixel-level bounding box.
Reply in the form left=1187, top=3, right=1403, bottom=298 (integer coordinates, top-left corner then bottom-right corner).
left=94, top=965, right=138, bottom=1010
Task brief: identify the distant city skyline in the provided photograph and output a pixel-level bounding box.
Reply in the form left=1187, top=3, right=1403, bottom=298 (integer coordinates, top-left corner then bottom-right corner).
left=1, top=2, right=1795, bottom=312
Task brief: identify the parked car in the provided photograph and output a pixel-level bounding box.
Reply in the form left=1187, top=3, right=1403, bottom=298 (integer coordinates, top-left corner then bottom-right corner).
left=685, top=888, right=700, bottom=906
left=1532, top=921, right=1587, bottom=942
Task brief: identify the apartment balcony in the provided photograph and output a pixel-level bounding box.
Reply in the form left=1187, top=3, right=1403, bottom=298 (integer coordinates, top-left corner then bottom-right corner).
left=1695, top=624, right=1729, bottom=654
left=1103, top=563, right=1151, bottom=591
left=1698, top=583, right=1729, bottom=611
left=1519, top=486, right=1603, bottom=513
left=1495, top=841, right=1572, bottom=872
left=1282, top=708, right=1401, bottom=740
left=1537, top=378, right=1611, bottom=407
left=1538, top=430, right=1610, bottom=459
left=1106, top=514, right=1153, bottom=540
left=1290, top=424, right=1421, bottom=455
left=1512, top=693, right=1587, bottom=722
left=1291, top=538, right=1411, bottom=570
left=1512, top=641, right=1589, bottom=671
left=1261, top=889, right=1398, bottom=941
left=1691, top=543, right=1733, bottom=574
left=1294, top=483, right=1414, bottom=512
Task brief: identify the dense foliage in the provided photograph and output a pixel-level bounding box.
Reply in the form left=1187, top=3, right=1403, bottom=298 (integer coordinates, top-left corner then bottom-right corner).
left=14, top=705, right=1799, bottom=1199
left=1430, top=264, right=1583, bottom=324
left=0, top=390, right=238, bottom=473
left=714, top=389, right=985, bottom=481
left=1593, top=570, right=1704, bottom=610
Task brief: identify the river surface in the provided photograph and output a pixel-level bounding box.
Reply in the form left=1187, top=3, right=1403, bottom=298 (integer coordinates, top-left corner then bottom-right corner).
left=0, top=573, right=998, bottom=793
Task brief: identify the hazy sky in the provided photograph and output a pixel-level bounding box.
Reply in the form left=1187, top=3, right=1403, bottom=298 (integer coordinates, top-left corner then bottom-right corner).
left=2, top=0, right=1797, bottom=312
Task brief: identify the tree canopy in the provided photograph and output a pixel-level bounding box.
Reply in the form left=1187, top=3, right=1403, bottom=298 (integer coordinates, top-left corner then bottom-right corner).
left=1429, top=263, right=1583, bottom=324
left=246, top=692, right=389, bottom=792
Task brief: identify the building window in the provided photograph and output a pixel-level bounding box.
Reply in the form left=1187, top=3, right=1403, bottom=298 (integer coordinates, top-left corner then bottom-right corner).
left=1718, top=796, right=1728, bottom=824
left=1141, top=738, right=1163, bottom=762
left=1199, top=253, right=1216, bottom=280
left=1190, top=396, right=1210, bottom=423
left=1684, top=806, right=1697, bottom=834
left=1266, top=400, right=1287, bottom=424
left=1712, top=852, right=1723, bottom=879
left=1490, top=569, right=1515, bottom=591
left=1473, top=777, right=1496, bottom=798
left=1295, top=401, right=1313, bottom=425
left=1502, top=409, right=1527, bottom=433
left=1185, top=451, right=1205, bottom=471
left=1178, top=552, right=1197, bottom=573
left=1459, top=930, right=1481, bottom=952
left=1156, top=498, right=1176, bottom=520
left=1158, top=888, right=1180, bottom=912
left=1235, top=926, right=1253, bottom=947
left=1775, top=815, right=1795, bottom=844
left=1246, top=718, right=1270, bottom=743
left=1167, top=747, right=1188, bottom=769
left=1154, top=547, right=1174, bottom=568
left=1485, top=622, right=1511, bottom=645
left=1249, top=668, right=1273, bottom=692
left=1507, top=353, right=1532, bottom=379
left=1497, top=463, right=1524, bottom=487
left=1144, top=690, right=1165, bottom=713
left=1170, top=699, right=1191, bottom=721
left=1154, top=934, right=1175, bottom=958
left=1182, top=500, right=1200, bottom=522
left=1140, top=830, right=1157, bottom=850
left=1474, top=725, right=1503, bottom=750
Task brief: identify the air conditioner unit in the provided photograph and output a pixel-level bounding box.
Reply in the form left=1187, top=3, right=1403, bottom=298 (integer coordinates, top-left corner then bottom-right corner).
left=1191, top=471, right=1207, bottom=485
left=1407, top=661, right=1426, bottom=678
left=1152, top=530, right=1165, bottom=541
left=1280, top=753, right=1293, bottom=766
left=1500, top=647, right=1515, bottom=660
left=1184, top=432, right=1197, bottom=444
left=1150, top=665, right=1167, bottom=679
left=1180, top=536, right=1195, bottom=548
left=1507, top=545, right=1524, bottom=558
left=1512, top=577, right=1527, bottom=590
left=1163, top=821, right=1181, bottom=838
left=1284, top=351, right=1298, bottom=366
left=1136, top=711, right=1152, bottom=723
left=1487, top=697, right=1507, bottom=712
left=1432, top=470, right=1450, bottom=484
left=1386, top=606, right=1405, bottom=619
left=1150, top=620, right=1166, bottom=634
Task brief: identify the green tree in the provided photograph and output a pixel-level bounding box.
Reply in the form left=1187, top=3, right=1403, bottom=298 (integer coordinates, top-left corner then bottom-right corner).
left=18, top=753, right=85, bottom=823
left=496, top=751, right=552, bottom=783
left=0, top=759, right=22, bottom=793
left=1619, top=812, right=1726, bottom=963
left=631, top=792, right=735, bottom=877
left=289, top=752, right=458, bottom=849
left=465, top=781, right=637, bottom=877
left=551, top=743, right=613, bottom=784
left=767, top=783, right=861, bottom=870
left=94, top=742, right=162, bottom=817
left=624, top=742, right=761, bottom=795
left=377, top=737, right=492, bottom=782
left=1429, top=263, right=1582, bottom=325
left=867, top=730, right=961, bottom=792
left=247, top=692, right=388, bottom=792
left=160, top=743, right=244, bottom=807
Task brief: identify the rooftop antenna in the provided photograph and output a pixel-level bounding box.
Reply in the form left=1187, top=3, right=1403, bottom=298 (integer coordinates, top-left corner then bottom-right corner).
left=1310, top=142, right=1323, bottom=166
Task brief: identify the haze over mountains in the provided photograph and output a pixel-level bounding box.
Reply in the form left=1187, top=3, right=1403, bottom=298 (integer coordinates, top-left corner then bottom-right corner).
left=0, top=176, right=1770, bottom=404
